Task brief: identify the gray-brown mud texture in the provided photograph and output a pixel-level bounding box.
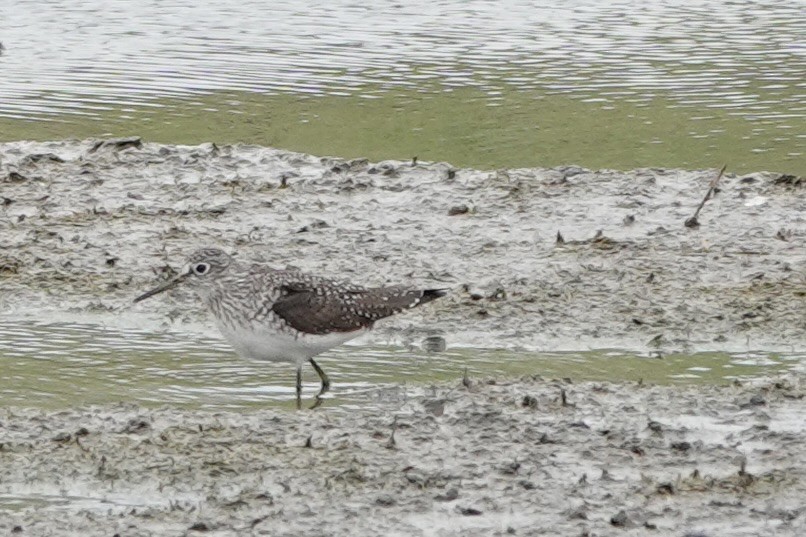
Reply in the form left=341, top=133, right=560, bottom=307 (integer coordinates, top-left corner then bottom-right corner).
left=2, top=376, right=806, bottom=536
left=0, top=139, right=805, bottom=536
left=0, top=139, right=804, bottom=351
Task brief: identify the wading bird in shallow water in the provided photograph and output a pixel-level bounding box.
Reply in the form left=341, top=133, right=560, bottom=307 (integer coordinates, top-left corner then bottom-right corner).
left=134, top=248, right=447, bottom=409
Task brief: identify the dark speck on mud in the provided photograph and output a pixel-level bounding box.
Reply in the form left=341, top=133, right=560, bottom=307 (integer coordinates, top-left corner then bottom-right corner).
left=0, top=140, right=804, bottom=536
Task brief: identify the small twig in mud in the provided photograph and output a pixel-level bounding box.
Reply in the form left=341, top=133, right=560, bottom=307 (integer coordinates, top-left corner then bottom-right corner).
left=685, top=164, right=727, bottom=228
left=97, top=455, right=107, bottom=478
left=253, top=515, right=270, bottom=529
left=386, top=417, right=397, bottom=449
left=560, top=388, right=575, bottom=408
left=462, top=367, right=472, bottom=389
left=738, top=458, right=755, bottom=487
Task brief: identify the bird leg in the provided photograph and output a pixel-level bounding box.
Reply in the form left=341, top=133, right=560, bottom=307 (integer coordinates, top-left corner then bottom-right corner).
left=308, top=358, right=331, bottom=409
left=309, top=358, right=331, bottom=396
left=295, top=365, right=303, bottom=410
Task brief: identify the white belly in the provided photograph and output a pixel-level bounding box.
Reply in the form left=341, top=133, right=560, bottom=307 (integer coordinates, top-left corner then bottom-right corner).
left=217, top=324, right=365, bottom=364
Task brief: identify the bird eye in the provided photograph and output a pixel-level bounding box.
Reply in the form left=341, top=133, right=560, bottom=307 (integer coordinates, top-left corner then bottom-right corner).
left=193, top=263, right=210, bottom=275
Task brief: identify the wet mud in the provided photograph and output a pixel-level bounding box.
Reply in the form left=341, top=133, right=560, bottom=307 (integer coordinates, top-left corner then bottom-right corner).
left=2, top=376, right=806, bottom=536
left=0, top=138, right=803, bottom=351
left=0, top=139, right=805, bottom=535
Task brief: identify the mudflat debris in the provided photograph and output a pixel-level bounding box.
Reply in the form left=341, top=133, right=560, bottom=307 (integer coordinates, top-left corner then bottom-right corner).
left=0, top=376, right=805, bottom=536
left=0, top=139, right=803, bottom=353
left=0, top=139, right=805, bottom=535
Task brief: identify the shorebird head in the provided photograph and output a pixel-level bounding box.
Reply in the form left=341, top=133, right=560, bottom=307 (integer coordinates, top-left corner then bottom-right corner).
left=133, top=248, right=233, bottom=303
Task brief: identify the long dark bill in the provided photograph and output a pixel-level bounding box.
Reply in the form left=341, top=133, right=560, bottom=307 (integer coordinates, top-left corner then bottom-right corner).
left=133, top=271, right=190, bottom=303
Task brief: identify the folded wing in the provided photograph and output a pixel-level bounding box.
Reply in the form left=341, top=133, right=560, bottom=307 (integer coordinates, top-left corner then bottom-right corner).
left=271, top=281, right=447, bottom=335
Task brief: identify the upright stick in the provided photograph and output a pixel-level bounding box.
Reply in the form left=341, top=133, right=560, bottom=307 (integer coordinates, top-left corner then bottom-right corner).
left=685, top=164, right=727, bottom=228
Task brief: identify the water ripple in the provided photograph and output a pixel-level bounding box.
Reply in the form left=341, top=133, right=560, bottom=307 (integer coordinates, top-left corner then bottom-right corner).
left=0, top=320, right=801, bottom=410
left=0, top=0, right=803, bottom=121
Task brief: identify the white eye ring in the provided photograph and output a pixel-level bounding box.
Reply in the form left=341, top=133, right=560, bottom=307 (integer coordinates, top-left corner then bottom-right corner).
left=193, top=263, right=210, bottom=275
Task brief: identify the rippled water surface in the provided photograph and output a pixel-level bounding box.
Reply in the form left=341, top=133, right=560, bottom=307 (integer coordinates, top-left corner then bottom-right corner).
left=0, top=320, right=802, bottom=410
left=2, top=0, right=803, bottom=114
left=0, top=0, right=803, bottom=172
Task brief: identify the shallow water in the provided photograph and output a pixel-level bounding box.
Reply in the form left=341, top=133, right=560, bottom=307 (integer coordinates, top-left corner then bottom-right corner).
left=0, top=0, right=803, bottom=172
left=0, top=487, right=188, bottom=514
left=2, top=0, right=803, bottom=117
left=0, top=320, right=801, bottom=410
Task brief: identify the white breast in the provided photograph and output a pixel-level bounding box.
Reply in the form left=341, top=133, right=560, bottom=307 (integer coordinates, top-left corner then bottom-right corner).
left=216, top=323, right=366, bottom=365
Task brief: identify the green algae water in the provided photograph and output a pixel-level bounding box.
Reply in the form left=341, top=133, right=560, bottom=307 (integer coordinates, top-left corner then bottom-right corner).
left=0, top=321, right=800, bottom=410
left=0, top=0, right=803, bottom=175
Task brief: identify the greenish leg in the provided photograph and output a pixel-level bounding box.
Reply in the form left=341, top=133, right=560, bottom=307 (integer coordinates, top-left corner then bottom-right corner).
left=309, top=358, right=331, bottom=409
left=295, top=365, right=303, bottom=410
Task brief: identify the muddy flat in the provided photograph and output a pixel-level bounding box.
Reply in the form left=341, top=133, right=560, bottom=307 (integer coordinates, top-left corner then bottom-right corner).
left=0, top=139, right=804, bottom=536
left=1, top=377, right=806, bottom=536
left=0, top=139, right=803, bottom=351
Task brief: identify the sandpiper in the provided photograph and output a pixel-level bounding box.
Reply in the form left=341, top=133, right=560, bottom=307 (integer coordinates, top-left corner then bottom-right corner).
left=134, top=248, right=447, bottom=408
